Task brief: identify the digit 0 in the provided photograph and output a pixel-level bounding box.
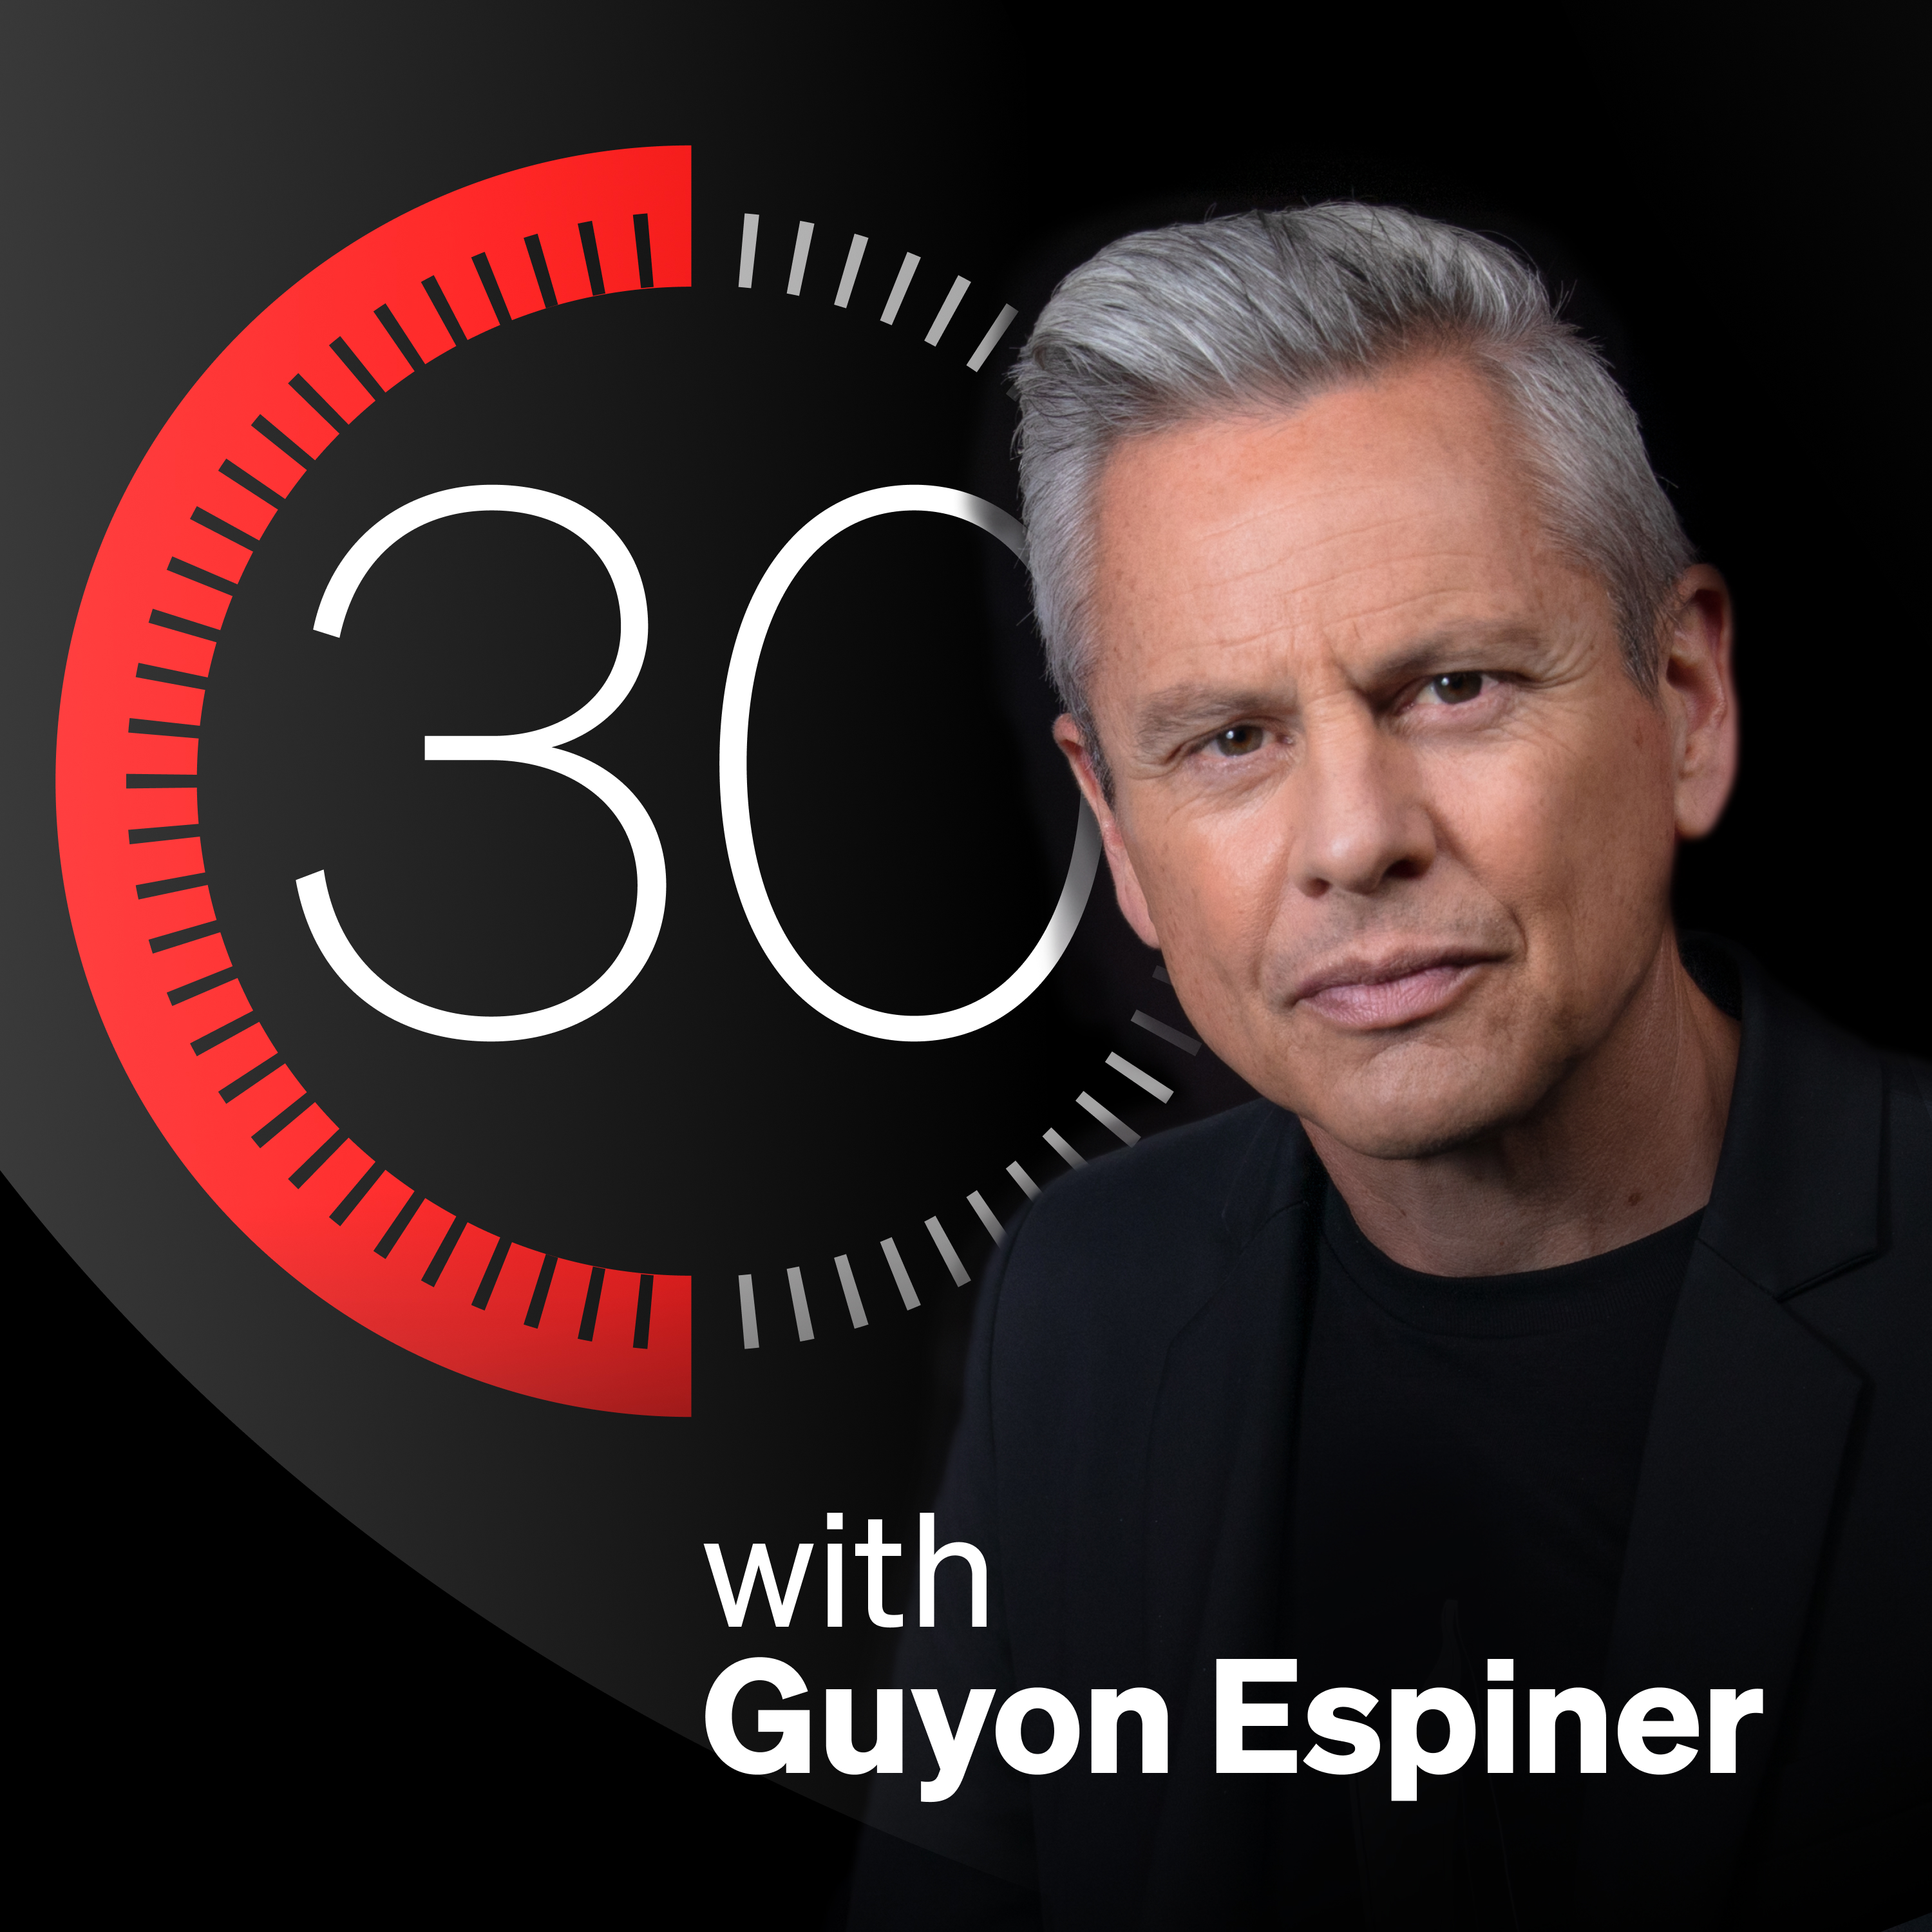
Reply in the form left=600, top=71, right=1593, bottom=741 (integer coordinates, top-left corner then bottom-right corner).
left=718, top=485, right=1099, bottom=1043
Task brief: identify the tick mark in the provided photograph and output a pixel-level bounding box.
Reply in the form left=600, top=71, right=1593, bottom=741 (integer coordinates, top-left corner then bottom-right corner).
left=290, top=1126, right=349, bottom=1188
left=422, top=1218, right=467, bottom=1285
left=375, top=1191, right=424, bottom=1258
left=788, top=1265, right=815, bottom=1343
left=330, top=1159, right=384, bottom=1225
left=524, top=234, right=558, bottom=308
left=136, top=659, right=210, bottom=688
left=148, top=610, right=220, bottom=644
left=835, top=1253, right=869, bottom=1329
left=328, top=339, right=385, bottom=401
left=218, top=1052, right=283, bottom=1101
left=137, top=870, right=208, bottom=898
left=1132, top=1009, right=1202, bottom=1056
left=421, top=277, right=466, bottom=345
left=967, top=303, right=1019, bottom=372
left=471, top=252, right=513, bottom=327
left=168, top=558, right=238, bottom=595
left=834, top=234, right=867, bottom=307
left=924, top=1215, right=969, bottom=1286
left=219, top=459, right=286, bottom=507
left=252, top=413, right=315, bottom=467
left=524, top=1253, right=558, bottom=1326
left=880, top=1237, right=921, bottom=1310
left=252, top=1093, right=314, bottom=1146
left=880, top=252, right=920, bottom=324
left=925, top=275, right=970, bottom=345
left=787, top=220, right=814, bottom=296
left=149, top=919, right=218, bottom=952
left=1077, top=1091, right=1140, bottom=1146
left=374, top=306, right=426, bottom=373
left=167, top=964, right=236, bottom=1003
left=1106, top=1052, right=1173, bottom=1103
left=289, top=374, right=349, bottom=433
left=189, top=1009, right=257, bottom=1053
left=191, top=507, right=260, bottom=551
left=472, top=1233, right=511, bottom=1307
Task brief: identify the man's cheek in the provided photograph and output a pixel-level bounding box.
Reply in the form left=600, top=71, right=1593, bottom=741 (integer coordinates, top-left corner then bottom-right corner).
left=1146, top=824, right=1236, bottom=934
left=1446, top=755, right=1607, bottom=917
left=1440, top=733, right=1564, bottom=839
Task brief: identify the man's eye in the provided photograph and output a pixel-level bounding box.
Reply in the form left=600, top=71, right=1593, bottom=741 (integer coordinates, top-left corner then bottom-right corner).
left=1211, top=724, right=1267, bottom=757
left=1427, top=672, right=1488, bottom=705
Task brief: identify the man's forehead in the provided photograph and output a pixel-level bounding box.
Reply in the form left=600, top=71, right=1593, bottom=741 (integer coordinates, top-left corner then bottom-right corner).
left=1086, top=365, right=1567, bottom=679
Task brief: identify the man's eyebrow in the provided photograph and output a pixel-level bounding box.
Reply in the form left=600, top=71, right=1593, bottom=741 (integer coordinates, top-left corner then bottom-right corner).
left=1128, top=623, right=1552, bottom=756
left=1131, top=687, right=1283, bottom=757
left=1366, top=621, right=1548, bottom=685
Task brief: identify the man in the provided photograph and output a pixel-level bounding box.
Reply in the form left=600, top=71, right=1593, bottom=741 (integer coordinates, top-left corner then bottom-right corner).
left=846, top=205, right=1929, bottom=1928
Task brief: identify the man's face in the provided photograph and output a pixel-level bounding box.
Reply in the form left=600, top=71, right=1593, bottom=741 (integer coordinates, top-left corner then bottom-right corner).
left=1068, top=359, right=1728, bottom=1160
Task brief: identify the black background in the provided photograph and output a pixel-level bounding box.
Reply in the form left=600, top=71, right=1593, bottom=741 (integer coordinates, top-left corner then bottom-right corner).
left=6, top=3, right=1916, bottom=1915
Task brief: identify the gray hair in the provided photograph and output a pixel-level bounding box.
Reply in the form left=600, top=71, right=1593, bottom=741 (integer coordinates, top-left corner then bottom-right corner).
left=1010, top=202, right=1694, bottom=767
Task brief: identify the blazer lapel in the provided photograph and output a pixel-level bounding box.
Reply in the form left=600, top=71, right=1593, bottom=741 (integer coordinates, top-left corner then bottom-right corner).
left=1573, top=949, right=1883, bottom=1926
left=1139, top=1110, right=1322, bottom=1919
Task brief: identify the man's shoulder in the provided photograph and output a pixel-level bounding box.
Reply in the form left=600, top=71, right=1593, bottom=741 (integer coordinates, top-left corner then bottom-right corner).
left=1023, top=1093, right=1291, bottom=1231
left=1697, top=941, right=1926, bottom=1295
left=1886, top=1045, right=1932, bottom=1122
left=988, top=1097, right=1307, bottom=1334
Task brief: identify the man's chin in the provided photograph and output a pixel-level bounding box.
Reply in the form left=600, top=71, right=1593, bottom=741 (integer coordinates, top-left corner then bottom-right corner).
left=1302, top=1111, right=1499, bottom=1163
left=1271, top=1051, right=1549, bottom=1164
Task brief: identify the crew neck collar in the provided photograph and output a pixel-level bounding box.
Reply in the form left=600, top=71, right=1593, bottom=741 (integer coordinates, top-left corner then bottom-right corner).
left=1319, top=1182, right=1701, bottom=1338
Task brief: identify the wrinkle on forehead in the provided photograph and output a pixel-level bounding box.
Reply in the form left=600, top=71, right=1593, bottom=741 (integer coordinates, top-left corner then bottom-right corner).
left=1085, top=365, right=1583, bottom=720
left=1167, top=518, right=1491, bottom=618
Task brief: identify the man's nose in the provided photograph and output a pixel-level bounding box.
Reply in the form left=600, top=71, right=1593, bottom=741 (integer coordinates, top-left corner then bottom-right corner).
left=1288, top=708, right=1435, bottom=898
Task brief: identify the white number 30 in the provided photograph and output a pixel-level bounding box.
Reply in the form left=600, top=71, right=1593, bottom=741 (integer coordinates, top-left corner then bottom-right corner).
left=297, top=484, right=1097, bottom=1044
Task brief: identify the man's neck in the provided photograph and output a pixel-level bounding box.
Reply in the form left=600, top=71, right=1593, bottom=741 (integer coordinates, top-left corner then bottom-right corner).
left=1303, top=938, right=1741, bottom=1276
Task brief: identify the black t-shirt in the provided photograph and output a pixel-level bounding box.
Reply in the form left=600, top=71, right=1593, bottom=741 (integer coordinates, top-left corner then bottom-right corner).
left=1280, top=1184, right=1700, bottom=1928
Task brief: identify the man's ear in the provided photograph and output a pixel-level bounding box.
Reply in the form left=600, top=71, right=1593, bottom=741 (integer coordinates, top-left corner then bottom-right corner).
left=1052, top=713, right=1162, bottom=949
left=1663, top=564, right=1739, bottom=841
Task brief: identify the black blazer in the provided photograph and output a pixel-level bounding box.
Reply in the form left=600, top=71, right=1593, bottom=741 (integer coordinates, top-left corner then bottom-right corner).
left=858, top=948, right=1930, bottom=1929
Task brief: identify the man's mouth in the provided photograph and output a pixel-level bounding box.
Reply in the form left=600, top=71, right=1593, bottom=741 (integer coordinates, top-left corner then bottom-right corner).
left=1291, top=952, right=1497, bottom=1030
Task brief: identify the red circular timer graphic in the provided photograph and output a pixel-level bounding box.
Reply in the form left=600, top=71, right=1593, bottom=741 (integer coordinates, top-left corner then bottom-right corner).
left=57, top=151, right=695, bottom=1414
left=57, top=146, right=1244, bottom=1432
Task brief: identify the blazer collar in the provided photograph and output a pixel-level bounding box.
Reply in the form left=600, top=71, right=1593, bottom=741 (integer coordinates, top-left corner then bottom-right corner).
left=1217, top=1099, right=1320, bottom=1252
left=1574, top=941, right=1880, bottom=1922
left=1142, top=1182, right=1318, bottom=1918
left=1692, top=936, right=1884, bottom=1298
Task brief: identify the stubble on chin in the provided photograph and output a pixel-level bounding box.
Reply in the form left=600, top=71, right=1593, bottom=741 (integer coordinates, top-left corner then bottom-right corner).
left=1250, top=977, right=1576, bottom=1162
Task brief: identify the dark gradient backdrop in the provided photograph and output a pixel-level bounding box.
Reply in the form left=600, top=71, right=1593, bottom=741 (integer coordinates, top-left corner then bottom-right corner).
left=6, top=4, right=1916, bottom=1915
